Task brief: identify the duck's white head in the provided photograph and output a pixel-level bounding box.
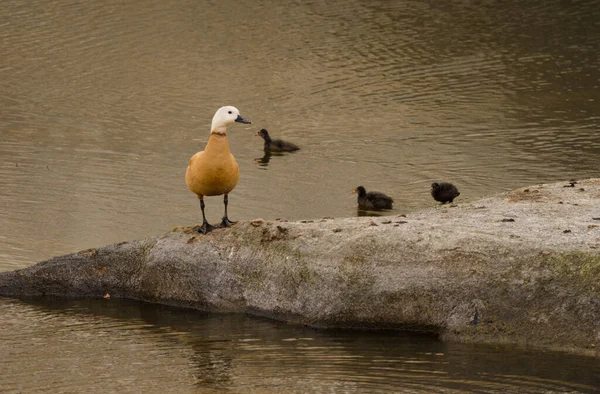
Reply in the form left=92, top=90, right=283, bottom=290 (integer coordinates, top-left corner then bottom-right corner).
left=211, top=106, right=251, bottom=134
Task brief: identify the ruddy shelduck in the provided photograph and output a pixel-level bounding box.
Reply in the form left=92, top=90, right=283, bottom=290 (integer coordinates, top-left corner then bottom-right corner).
left=185, top=106, right=251, bottom=233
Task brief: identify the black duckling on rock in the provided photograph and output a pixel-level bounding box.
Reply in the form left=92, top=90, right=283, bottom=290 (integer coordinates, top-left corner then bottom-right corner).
left=431, top=182, right=460, bottom=204
left=353, top=186, right=394, bottom=211
left=255, top=129, right=300, bottom=152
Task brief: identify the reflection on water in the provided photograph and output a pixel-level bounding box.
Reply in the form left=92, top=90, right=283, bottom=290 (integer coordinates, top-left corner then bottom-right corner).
left=0, top=298, right=598, bottom=394
left=255, top=151, right=273, bottom=167
left=1, top=0, right=600, bottom=391
left=357, top=209, right=384, bottom=217
left=254, top=150, right=300, bottom=169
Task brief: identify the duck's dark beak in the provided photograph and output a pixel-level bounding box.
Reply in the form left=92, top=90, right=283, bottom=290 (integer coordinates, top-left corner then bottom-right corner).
left=235, top=115, right=251, bottom=124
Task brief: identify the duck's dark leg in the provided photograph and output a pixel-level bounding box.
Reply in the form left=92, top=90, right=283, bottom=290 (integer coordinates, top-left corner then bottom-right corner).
left=194, top=197, right=215, bottom=234
left=220, top=194, right=236, bottom=227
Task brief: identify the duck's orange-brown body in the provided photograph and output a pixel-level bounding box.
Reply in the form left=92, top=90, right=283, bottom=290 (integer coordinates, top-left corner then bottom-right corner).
left=185, top=133, right=239, bottom=198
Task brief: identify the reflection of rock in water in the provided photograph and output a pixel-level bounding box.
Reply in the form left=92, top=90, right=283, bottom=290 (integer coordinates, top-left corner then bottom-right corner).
left=255, top=151, right=272, bottom=167
left=190, top=344, right=233, bottom=386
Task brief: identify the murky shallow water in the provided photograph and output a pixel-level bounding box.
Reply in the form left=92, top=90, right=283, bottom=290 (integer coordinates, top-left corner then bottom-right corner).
left=1, top=0, right=600, bottom=391
left=1, top=298, right=598, bottom=394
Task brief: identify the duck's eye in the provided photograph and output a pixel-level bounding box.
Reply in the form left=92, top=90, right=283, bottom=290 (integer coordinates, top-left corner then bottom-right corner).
left=228, top=111, right=232, bottom=114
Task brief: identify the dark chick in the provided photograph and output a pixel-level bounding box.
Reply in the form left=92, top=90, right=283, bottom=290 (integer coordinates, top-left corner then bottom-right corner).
left=431, top=182, right=460, bottom=204
left=255, top=129, right=300, bottom=152
left=353, top=186, right=394, bottom=211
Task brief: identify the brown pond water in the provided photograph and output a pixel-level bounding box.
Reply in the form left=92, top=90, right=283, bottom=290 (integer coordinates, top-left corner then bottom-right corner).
left=1, top=0, right=599, bottom=392
left=1, top=298, right=599, bottom=394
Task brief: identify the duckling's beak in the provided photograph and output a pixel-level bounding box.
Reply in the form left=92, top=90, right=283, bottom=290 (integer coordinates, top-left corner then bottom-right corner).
left=235, top=115, right=251, bottom=124
left=254, top=132, right=259, bottom=136
left=352, top=189, right=357, bottom=194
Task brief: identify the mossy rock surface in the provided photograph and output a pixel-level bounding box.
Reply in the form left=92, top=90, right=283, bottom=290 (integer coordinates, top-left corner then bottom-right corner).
left=2, top=179, right=600, bottom=356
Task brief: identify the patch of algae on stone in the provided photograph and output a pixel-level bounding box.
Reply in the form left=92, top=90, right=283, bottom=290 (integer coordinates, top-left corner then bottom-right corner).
left=540, top=251, right=600, bottom=292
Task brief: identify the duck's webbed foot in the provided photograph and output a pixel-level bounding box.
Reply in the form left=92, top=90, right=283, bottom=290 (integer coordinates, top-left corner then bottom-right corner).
left=194, top=221, right=216, bottom=234
left=220, top=217, right=237, bottom=228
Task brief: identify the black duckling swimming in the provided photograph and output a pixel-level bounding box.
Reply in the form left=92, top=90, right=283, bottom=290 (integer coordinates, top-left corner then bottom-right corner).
left=431, top=182, right=460, bottom=204
left=255, top=129, right=300, bottom=152
left=353, top=186, right=394, bottom=211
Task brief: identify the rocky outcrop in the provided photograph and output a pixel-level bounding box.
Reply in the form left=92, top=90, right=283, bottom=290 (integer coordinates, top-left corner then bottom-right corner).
left=1, top=179, right=600, bottom=356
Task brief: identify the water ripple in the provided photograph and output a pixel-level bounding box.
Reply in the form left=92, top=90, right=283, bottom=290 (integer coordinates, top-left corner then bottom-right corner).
left=2, top=298, right=598, bottom=393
